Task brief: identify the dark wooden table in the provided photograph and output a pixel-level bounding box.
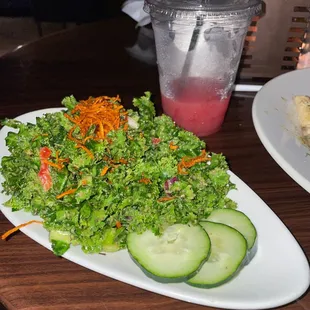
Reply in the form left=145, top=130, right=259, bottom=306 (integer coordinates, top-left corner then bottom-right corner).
left=0, top=14, right=309, bottom=310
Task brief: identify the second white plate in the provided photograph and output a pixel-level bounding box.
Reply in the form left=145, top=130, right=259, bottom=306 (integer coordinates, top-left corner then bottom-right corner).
left=253, top=68, right=310, bottom=192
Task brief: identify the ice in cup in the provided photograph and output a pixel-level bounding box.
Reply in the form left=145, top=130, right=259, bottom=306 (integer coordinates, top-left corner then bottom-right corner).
left=144, top=0, right=261, bottom=136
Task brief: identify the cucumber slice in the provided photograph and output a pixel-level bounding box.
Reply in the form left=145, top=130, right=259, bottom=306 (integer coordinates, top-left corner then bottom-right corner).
left=187, top=221, right=247, bottom=288
left=127, top=224, right=211, bottom=281
left=206, top=209, right=257, bottom=250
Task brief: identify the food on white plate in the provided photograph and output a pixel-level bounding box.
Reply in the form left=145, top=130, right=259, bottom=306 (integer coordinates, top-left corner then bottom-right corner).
left=127, top=224, right=211, bottom=281
left=294, top=95, right=310, bottom=145
left=187, top=221, right=247, bottom=288
left=0, top=92, right=257, bottom=287
left=206, top=208, right=257, bottom=250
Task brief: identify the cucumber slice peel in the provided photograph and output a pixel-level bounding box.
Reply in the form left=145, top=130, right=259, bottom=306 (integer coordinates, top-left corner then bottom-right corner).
left=127, top=224, right=211, bottom=281
left=187, top=221, right=247, bottom=288
left=206, top=209, right=257, bottom=250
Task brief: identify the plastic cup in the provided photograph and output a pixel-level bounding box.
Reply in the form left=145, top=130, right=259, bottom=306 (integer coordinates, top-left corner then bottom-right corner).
left=144, top=0, right=261, bottom=136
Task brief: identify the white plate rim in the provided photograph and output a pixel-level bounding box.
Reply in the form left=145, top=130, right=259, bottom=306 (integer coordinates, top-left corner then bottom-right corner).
left=0, top=108, right=309, bottom=309
left=252, top=68, right=310, bottom=193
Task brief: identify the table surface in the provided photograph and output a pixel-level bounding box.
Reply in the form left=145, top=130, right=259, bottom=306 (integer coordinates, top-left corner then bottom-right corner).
left=0, top=14, right=309, bottom=310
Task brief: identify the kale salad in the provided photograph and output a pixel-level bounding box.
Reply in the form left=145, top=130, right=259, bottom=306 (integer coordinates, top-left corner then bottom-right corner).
left=0, top=92, right=237, bottom=256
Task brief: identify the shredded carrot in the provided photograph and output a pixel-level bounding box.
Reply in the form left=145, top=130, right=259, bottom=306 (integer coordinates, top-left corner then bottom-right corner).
left=75, top=144, right=94, bottom=159
left=127, top=135, right=134, bottom=140
left=169, top=142, right=178, bottom=150
left=100, top=166, right=109, bottom=176
left=116, top=221, right=122, bottom=229
left=63, top=95, right=128, bottom=160
left=41, top=159, right=63, bottom=170
left=65, top=95, right=126, bottom=145
left=55, top=151, right=69, bottom=165
left=81, top=179, right=88, bottom=186
left=177, top=163, right=188, bottom=175
left=1, top=220, right=43, bottom=240
left=158, top=196, right=176, bottom=202
left=139, top=177, right=152, bottom=184
left=177, top=150, right=210, bottom=174
left=58, top=158, right=70, bottom=164
left=119, top=158, right=128, bottom=164
left=41, top=151, right=70, bottom=171
left=56, top=188, right=77, bottom=199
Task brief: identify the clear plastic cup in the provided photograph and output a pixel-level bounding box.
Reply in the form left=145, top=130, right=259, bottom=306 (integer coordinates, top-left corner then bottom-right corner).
left=144, top=0, right=261, bottom=136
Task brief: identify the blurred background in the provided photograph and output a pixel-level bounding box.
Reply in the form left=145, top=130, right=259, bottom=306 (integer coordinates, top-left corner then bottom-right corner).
left=0, top=0, right=124, bottom=56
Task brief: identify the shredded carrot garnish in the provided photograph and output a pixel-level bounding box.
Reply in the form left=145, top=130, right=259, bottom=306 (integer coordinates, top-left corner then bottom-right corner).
left=119, top=158, right=128, bottom=164
left=41, top=151, right=70, bottom=171
left=1, top=220, right=43, bottom=240
left=157, top=196, right=176, bottom=202
left=177, top=164, right=188, bottom=175
left=177, top=150, right=210, bottom=175
left=127, top=135, right=134, bottom=140
left=65, top=95, right=126, bottom=144
left=81, top=179, right=88, bottom=185
left=75, top=144, right=94, bottom=159
left=169, top=142, right=178, bottom=150
left=41, top=159, right=63, bottom=170
left=116, top=221, right=122, bottom=229
left=139, top=177, right=152, bottom=184
left=100, top=166, right=109, bottom=176
left=63, top=95, right=127, bottom=160
left=56, top=188, right=77, bottom=199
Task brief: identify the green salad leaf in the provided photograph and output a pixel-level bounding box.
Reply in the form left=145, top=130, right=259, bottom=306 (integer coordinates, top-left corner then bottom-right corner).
left=0, top=92, right=236, bottom=256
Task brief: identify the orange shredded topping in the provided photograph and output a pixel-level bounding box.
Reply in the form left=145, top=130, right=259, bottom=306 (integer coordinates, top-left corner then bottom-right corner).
left=116, top=221, right=122, bottom=229
left=169, top=142, right=178, bottom=150
left=41, top=151, right=70, bottom=171
left=81, top=179, right=88, bottom=185
left=56, top=188, right=77, bottom=199
left=75, top=144, right=94, bottom=159
left=157, top=196, right=176, bottom=202
left=64, top=95, right=127, bottom=147
left=139, top=177, right=152, bottom=184
left=118, top=158, right=128, bottom=164
left=100, top=166, right=109, bottom=176
left=41, top=159, right=63, bottom=170
left=177, top=150, right=210, bottom=175
left=127, top=135, right=134, bottom=140
left=55, top=151, right=69, bottom=164
left=1, top=220, right=43, bottom=240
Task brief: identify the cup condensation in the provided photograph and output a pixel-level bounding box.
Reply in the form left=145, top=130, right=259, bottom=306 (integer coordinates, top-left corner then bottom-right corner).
left=144, top=0, right=261, bottom=136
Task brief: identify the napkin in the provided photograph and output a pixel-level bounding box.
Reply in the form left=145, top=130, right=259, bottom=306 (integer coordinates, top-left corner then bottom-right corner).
left=122, top=0, right=151, bottom=26
left=122, top=0, right=156, bottom=65
left=125, top=26, right=157, bottom=65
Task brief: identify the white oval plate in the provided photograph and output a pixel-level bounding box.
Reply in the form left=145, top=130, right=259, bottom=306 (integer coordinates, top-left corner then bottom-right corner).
left=253, top=68, right=310, bottom=193
left=1, top=109, right=309, bottom=310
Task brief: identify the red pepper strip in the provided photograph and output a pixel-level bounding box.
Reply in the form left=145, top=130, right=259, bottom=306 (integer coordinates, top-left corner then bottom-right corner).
left=38, top=147, right=52, bottom=191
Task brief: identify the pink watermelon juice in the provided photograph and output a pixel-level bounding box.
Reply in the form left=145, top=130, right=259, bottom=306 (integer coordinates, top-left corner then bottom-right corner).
left=161, top=77, right=231, bottom=137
